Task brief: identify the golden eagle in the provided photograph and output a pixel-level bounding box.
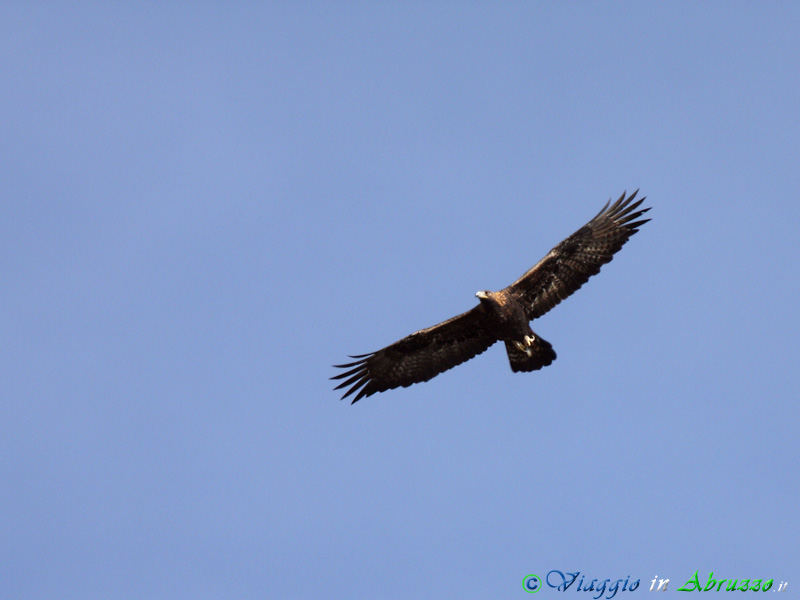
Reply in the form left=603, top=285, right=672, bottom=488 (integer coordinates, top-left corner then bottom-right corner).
left=333, top=191, right=650, bottom=403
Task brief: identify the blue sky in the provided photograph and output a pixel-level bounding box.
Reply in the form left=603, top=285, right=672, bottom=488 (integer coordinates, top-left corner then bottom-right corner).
left=2, top=3, right=798, bottom=599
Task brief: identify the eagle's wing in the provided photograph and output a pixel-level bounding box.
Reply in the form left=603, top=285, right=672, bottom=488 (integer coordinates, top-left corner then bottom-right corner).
left=508, top=191, right=650, bottom=320
left=332, top=305, right=497, bottom=403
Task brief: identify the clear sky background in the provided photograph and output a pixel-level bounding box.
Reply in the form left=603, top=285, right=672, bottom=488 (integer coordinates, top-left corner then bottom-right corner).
left=2, top=3, right=798, bottom=599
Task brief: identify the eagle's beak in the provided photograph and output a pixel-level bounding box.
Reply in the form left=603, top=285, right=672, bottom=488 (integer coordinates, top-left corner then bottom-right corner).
left=475, top=291, right=488, bottom=300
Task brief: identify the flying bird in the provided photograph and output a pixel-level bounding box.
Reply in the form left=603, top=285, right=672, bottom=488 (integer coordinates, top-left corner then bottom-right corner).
left=333, top=191, right=650, bottom=403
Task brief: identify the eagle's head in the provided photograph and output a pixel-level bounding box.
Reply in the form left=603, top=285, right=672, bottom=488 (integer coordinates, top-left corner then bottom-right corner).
left=475, top=289, right=507, bottom=311
left=475, top=290, right=500, bottom=305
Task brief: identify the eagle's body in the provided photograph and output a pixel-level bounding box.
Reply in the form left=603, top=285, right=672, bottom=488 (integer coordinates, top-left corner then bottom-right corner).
left=475, top=289, right=556, bottom=373
left=333, top=191, right=650, bottom=403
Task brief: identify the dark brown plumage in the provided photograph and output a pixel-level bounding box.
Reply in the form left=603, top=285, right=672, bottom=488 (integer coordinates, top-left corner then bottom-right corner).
left=333, top=191, right=650, bottom=403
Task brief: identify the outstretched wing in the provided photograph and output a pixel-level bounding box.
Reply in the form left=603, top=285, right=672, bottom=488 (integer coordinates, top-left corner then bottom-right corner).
left=508, top=191, right=650, bottom=320
left=332, top=306, right=497, bottom=403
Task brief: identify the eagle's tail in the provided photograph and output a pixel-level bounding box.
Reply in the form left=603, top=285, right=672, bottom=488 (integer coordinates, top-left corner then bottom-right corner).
left=505, top=336, right=556, bottom=372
